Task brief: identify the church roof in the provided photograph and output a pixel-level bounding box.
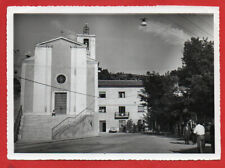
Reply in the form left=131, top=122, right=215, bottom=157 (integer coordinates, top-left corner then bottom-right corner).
left=98, top=80, right=143, bottom=88
left=36, top=36, right=85, bottom=46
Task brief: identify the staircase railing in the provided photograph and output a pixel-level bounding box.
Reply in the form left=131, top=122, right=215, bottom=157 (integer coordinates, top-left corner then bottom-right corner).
left=14, top=106, right=23, bottom=142
left=52, top=109, right=93, bottom=139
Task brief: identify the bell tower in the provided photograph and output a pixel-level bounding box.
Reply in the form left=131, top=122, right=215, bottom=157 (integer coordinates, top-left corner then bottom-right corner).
left=77, top=23, right=96, bottom=60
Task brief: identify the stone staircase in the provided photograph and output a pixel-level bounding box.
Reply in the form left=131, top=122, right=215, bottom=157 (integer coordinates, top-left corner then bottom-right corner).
left=54, top=114, right=96, bottom=140
left=19, top=114, right=69, bottom=142
left=18, top=111, right=98, bottom=142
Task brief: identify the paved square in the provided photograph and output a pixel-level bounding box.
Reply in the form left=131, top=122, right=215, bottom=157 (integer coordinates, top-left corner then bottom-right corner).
left=15, top=133, right=212, bottom=153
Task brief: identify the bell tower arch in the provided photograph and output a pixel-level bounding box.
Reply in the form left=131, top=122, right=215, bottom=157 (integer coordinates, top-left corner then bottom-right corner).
left=77, top=23, right=96, bottom=60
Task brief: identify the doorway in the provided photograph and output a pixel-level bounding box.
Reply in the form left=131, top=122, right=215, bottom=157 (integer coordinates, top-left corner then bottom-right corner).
left=99, top=120, right=106, bottom=132
left=119, top=120, right=126, bottom=132
left=54, top=92, right=67, bottom=114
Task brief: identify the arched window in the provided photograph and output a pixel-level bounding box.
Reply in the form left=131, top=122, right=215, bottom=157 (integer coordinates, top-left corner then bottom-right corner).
left=83, top=38, right=89, bottom=50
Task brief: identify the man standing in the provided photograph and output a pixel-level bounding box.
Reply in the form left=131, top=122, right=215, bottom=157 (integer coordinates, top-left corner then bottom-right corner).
left=193, top=121, right=205, bottom=153
left=52, top=109, right=56, bottom=117
left=183, top=123, right=191, bottom=144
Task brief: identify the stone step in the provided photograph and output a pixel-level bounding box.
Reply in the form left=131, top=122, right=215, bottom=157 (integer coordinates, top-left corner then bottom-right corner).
left=20, top=114, right=64, bottom=141
left=19, top=112, right=96, bottom=142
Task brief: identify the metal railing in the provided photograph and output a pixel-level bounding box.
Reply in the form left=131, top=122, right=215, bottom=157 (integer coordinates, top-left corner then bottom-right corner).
left=14, top=106, right=23, bottom=142
left=52, top=109, right=92, bottom=139
left=114, top=112, right=129, bottom=119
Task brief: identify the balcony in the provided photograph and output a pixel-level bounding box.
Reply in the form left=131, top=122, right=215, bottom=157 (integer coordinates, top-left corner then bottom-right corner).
left=114, top=112, right=129, bottom=119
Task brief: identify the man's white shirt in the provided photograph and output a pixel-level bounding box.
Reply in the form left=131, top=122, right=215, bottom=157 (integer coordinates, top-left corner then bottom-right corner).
left=194, top=124, right=205, bottom=135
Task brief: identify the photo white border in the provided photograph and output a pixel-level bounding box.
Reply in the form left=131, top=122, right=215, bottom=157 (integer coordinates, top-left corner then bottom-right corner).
left=7, top=6, right=220, bottom=160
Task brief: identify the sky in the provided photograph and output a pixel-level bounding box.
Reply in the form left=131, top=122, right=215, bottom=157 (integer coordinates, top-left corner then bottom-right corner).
left=14, top=14, right=214, bottom=75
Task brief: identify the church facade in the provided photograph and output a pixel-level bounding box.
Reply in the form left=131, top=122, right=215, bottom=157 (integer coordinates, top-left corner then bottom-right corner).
left=19, top=25, right=99, bottom=141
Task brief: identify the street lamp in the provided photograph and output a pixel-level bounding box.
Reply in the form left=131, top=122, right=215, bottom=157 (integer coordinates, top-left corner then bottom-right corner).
left=140, top=18, right=147, bottom=27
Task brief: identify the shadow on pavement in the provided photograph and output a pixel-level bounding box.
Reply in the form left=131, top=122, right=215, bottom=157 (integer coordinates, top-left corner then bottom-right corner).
left=170, top=141, right=186, bottom=145
left=146, top=132, right=185, bottom=141
left=171, top=146, right=214, bottom=153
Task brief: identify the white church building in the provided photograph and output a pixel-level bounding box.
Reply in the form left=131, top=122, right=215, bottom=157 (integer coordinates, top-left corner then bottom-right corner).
left=19, top=24, right=99, bottom=141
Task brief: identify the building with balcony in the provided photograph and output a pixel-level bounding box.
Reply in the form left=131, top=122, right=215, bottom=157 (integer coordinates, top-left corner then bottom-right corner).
left=98, top=80, right=146, bottom=133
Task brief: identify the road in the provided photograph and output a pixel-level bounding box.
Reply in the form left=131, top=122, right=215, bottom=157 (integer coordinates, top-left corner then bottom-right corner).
left=15, top=133, right=212, bottom=153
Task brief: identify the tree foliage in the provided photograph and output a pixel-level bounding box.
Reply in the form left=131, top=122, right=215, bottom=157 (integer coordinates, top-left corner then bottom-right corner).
left=140, top=72, right=181, bottom=132
left=141, top=37, right=214, bottom=132
left=181, top=37, right=214, bottom=120
left=98, top=67, right=144, bottom=80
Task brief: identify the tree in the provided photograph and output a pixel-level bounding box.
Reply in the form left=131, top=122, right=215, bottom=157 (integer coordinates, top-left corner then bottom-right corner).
left=98, top=68, right=111, bottom=80
left=98, top=67, right=144, bottom=80
left=140, top=72, right=176, bottom=132
left=180, top=37, right=214, bottom=121
left=126, top=119, right=133, bottom=133
left=140, top=37, right=214, bottom=134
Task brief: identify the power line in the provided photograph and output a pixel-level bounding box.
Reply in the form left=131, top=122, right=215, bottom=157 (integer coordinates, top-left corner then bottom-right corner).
left=158, top=15, right=213, bottom=38
left=180, top=15, right=213, bottom=38
left=158, top=15, right=199, bottom=37
left=18, top=76, right=97, bottom=98
left=17, top=75, right=144, bottom=100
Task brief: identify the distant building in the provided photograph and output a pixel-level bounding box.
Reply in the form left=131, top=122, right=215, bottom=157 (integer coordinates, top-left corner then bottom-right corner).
left=98, top=80, right=146, bottom=132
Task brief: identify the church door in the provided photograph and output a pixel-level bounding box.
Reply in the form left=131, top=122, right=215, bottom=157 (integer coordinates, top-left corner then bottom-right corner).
left=54, top=92, right=67, bottom=114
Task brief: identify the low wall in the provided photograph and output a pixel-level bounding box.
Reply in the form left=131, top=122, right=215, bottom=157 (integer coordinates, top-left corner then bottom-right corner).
left=55, top=115, right=98, bottom=140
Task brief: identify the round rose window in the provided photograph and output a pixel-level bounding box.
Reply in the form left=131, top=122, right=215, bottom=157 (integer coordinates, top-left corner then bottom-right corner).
left=57, top=74, right=66, bottom=84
